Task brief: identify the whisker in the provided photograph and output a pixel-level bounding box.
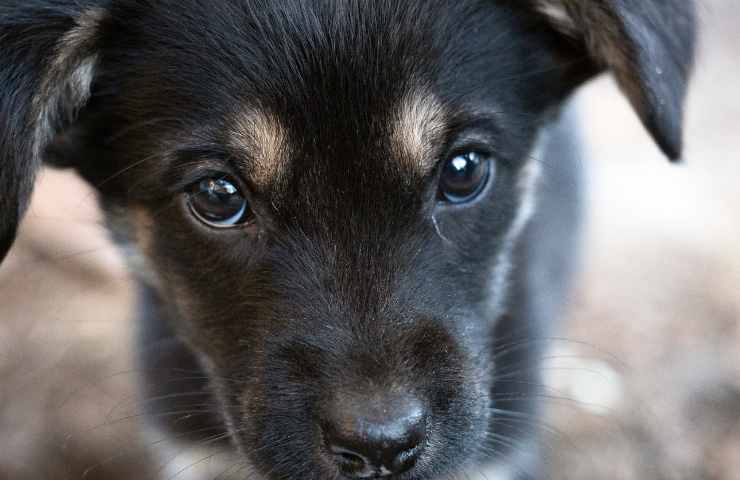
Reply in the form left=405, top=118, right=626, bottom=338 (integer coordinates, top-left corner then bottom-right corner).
left=81, top=424, right=227, bottom=479
left=159, top=432, right=234, bottom=480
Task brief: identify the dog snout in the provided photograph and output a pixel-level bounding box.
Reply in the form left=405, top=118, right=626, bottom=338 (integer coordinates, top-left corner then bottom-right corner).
left=322, top=391, right=427, bottom=478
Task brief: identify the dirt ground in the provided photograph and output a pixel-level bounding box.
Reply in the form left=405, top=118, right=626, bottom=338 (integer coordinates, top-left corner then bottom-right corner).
left=1, top=2, right=738, bottom=479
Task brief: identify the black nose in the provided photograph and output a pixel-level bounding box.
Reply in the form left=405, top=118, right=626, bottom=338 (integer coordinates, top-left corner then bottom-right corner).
left=323, top=392, right=427, bottom=478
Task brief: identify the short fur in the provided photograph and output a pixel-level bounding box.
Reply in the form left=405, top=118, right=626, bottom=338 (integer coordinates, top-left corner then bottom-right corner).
left=0, top=1, right=695, bottom=479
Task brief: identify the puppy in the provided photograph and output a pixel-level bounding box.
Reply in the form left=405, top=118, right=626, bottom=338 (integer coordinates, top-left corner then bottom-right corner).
left=0, top=1, right=695, bottom=479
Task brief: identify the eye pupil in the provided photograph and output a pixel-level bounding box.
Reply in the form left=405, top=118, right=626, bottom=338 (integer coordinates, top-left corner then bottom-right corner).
left=439, top=152, right=492, bottom=203
left=187, top=176, right=251, bottom=227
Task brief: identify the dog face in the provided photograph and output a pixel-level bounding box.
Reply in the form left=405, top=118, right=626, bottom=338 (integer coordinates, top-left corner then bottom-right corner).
left=0, top=1, right=694, bottom=478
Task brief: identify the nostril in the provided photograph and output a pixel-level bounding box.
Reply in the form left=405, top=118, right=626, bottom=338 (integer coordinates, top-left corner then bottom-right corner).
left=330, top=445, right=371, bottom=475
left=338, top=451, right=364, bottom=465
left=322, top=392, right=427, bottom=478
left=327, top=438, right=424, bottom=478
left=393, top=443, right=422, bottom=471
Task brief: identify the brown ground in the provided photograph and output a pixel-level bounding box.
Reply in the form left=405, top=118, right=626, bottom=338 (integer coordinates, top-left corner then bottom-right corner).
left=1, top=2, right=738, bottom=479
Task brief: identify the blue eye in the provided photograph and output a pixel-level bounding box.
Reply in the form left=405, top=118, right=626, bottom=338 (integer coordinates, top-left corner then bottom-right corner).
left=439, top=152, right=493, bottom=203
left=186, top=177, right=252, bottom=227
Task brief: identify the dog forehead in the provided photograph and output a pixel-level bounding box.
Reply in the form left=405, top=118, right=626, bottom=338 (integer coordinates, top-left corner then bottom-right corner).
left=210, top=3, right=461, bottom=186
left=225, top=88, right=447, bottom=188
left=122, top=1, right=543, bottom=191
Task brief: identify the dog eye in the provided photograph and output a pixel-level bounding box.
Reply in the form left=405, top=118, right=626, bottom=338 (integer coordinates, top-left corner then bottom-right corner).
left=186, top=177, right=252, bottom=227
left=439, top=152, right=493, bottom=203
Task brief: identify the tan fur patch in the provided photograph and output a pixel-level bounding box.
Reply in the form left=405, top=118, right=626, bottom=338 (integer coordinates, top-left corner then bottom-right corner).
left=228, top=109, right=290, bottom=187
left=391, top=89, right=447, bottom=175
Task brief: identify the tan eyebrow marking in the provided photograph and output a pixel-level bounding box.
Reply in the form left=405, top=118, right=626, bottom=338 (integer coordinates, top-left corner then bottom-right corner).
left=228, top=109, right=290, bottom=187
left=391, top=89, right=447, bottom=175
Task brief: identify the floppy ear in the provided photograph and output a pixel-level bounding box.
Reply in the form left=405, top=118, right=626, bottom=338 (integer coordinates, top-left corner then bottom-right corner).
left=0, top=3, right=107, bottom=262
left=525, top=0, right=696, bottom=161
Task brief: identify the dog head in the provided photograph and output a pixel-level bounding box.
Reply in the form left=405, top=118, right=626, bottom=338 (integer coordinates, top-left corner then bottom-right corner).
left=0, top=1, right=695, bottom=478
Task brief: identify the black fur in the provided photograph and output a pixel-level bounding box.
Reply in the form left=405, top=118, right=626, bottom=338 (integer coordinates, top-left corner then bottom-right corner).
left=0, top=1, right=695, bottom=479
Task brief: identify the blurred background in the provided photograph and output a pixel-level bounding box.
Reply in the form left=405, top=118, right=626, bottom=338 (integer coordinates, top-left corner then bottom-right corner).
left=1, top=1, right=738, bottom=479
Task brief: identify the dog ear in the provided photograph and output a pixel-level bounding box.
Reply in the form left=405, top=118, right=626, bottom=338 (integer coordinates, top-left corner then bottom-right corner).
left=0, top=3, right=108, bottom=262
left=525, top=0, right=696, bottom=161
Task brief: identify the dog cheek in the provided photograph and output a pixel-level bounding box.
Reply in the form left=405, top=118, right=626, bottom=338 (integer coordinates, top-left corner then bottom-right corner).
left=112, top=206, right=236, bottom=347
left=409, top=322, right=493, bottom=471
left=230, top=345, right=328, bottom=477
left=486, top=157, right=543, bottom=322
